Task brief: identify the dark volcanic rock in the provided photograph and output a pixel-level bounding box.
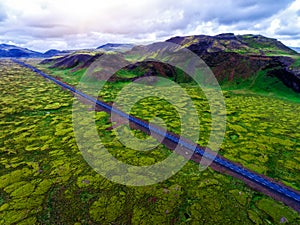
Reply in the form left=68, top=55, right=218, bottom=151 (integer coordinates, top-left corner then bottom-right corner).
left=200, top=52, right=300, bottom=92
left=200, top=52, right=271, bottom=81
left=266, top=57, right=300, bottom=92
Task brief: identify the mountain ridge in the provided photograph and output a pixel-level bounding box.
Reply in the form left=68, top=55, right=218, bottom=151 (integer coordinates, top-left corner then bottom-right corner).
left=166, top=33, right=298, bottom=56
left=0, top=43, right=43, bottom=58
left=290, top=47, right=300, bottom=53
left=97, top=43, right=134, bottom=52
left=39, top=33, right=300, bottom=93
left=0, top=42, right=135, bottom=58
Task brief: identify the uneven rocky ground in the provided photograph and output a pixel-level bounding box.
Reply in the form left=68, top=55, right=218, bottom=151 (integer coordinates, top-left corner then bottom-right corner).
left=1, top=60, right=300, bottom=224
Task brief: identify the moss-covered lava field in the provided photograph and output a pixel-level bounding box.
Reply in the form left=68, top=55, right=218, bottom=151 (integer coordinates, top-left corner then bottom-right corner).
left=0, top=60, right=300, bottom=224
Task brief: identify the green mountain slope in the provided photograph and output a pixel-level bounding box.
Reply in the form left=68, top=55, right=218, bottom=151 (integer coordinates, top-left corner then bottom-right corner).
left=40, top=33, right=300, bottom=95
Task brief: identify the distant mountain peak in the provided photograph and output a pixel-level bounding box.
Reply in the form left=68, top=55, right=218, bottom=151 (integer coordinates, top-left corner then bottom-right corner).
left=97, top=43, right=134, bottom=51
left=43, top=49, right=71, bottom=57
left=0, top=43, right=43, bottom=58
left=0, top=43, right=13, bottom=48
left=290, top=47, right=300, bottom=53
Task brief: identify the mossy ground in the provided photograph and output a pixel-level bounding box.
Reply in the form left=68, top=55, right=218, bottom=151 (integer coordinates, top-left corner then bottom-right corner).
left=0, top=60, right=300, bottom=224
left=221, top=69, right=300, bottom=103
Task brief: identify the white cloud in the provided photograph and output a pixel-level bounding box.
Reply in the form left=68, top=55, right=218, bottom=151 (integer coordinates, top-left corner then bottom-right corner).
left=267, top=19, right=281, bottom=35
left=0, top=0, right=298, bottom=51
left=260, top=0, right=300, bottom=46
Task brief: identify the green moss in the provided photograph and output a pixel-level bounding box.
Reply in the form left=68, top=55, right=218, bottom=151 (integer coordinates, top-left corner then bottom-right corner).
left=76, top=175, right=99, bottom=188
left=90, top=195, right=126, bottom=223
left=10, top=183, right=35, bottom=198
left=229, top=190, right=249, bottom=206
left=0, top=203, right=9, bottom=212
left=256, top=198, right=300, bottom=223
left=290, top=56, right=300, bottom=68
left=44, top=102, right=62, bottom=110
left=115, top=68, right=144, bottom=79
left=247, top=210, right=263, bottom=224
left=4, top=181, right=28, bottom=194
left=0, top=60, right=299, bottom=224
left=222, top=69, right=300, bottom=103
left=0, top=209, right=28, bottom=224
left=198, top=178, right=219, bottom=188
left=33, top=179, right=53, bottom=195
left=0, top=168, right=33, bottom=189
left=17, top=217, right=37, bottom=225
left=10, top=196, right=43, bottom=210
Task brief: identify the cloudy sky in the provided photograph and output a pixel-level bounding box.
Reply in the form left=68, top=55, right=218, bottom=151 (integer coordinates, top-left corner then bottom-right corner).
left=0, top=0, right=299, bottom=52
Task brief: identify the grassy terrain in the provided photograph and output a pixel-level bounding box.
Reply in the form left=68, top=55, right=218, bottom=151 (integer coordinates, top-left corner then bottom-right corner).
left=221, top=69, right=300, bottom=103
left=45, top=67, right=88, bottom=85
left=1, top=60, right=300, bottom=224
left=115, top=67, right=145, bottom=79
left=290, top=56, right=300, bottom=69
left=37, top=64, right=300, bottom=184
left=234, top=35, right=298, bottom=56
left=38, top=63, right=300, bottom=187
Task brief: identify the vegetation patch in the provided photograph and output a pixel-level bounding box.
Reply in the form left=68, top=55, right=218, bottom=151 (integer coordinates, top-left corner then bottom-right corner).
left=0, top=59, right=299, bottom=224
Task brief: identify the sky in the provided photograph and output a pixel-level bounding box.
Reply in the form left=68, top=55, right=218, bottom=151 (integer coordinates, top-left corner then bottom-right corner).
left=0, top=0, right=299, bottom=52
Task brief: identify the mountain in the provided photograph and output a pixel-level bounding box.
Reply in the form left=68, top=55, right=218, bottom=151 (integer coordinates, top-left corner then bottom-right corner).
left=166, top=33, right=298, bottom=56
left=0, top=44, right=43, bottom=58
left=40, top=52, right=103, bottom=70
left=43, top=49, right=72, bottom=57
left=41, top=33, right=300, bottom=93
left=0, top=44, right=92, bottom=58
left=164, top=33, right=300, bottom=92
left=97, top=43, right=134, bottom=52
left=290, top=47, right=300, bottom=53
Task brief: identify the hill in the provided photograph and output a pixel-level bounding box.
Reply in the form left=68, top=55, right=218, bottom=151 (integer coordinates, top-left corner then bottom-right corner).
left=290, top=47, right=300, bottom=53
left=166, top=33, right=298, bottom=56
left=97, top=43, right=134, bottom=52
left=43, top=49, right=72, bottom=57
left=40, top=34, right=300, bottom=93
left=0, top=44, right=43, bottom=58
left=40, top=52, right=103, bottom=70
left=128, top=34, right=300, bottom=93
left=165, top=33, right=300, bottom=92
left=0, top=42, right=134, bottom=58
left=0, top=44, right=73, bottom=58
